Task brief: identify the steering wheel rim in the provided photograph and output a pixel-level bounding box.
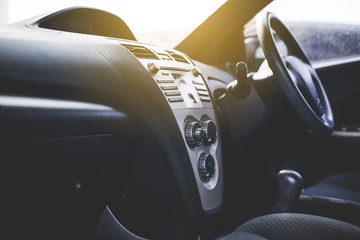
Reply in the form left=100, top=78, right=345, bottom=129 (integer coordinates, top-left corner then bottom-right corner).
left=256, top=12, right=334, bottom=134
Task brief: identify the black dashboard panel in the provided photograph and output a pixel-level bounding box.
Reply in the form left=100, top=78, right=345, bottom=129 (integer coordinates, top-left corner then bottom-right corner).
left=0, top=95, right=140, bottom=239
left=0, top=6, right=231, bottom=239
left=0, top=28, right=137, bottom=110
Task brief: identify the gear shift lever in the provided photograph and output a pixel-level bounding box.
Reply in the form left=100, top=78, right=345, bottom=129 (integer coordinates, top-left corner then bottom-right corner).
left=230, top=62, right=251, bottom=98
left=273, top=169, right=304, bottom=213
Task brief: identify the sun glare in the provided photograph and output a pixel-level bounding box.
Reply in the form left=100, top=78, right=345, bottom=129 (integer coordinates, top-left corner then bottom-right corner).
left=3, top=0, right=226, bottom=33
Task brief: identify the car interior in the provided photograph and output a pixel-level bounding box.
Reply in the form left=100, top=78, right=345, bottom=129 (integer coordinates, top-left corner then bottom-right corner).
left=1, top=0, right=360, bottom=239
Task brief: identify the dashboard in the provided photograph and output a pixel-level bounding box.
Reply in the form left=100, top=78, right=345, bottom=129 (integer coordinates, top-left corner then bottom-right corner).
left=0, top=7, right=235, bottom=238
left=3, top=2, right=360, bottom=240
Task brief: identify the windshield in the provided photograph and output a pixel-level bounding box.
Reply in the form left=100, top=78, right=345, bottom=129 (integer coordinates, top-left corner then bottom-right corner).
left=0, top=0, right=226, bottom=48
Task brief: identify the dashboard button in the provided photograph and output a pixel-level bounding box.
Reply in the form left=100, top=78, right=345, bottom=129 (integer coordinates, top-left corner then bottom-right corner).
left=156, top=79, right=175, bottom=83
left=168, top=97, right=184, bottom=103
left=165, top=91, right=181, bottom=96
left=198, top=92, right=209, bottom=97
left=196, top=86, right=207, bottom=91
left=192, top=80, right=204, bottom=85
left=161, top=86, right=178, bottom=90
left=200, top=98, right=211, bottom=102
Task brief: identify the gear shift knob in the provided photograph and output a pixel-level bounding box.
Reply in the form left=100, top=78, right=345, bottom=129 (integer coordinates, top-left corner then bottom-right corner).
left=273, top=169, right=304, bottom=213
left=229, top=62, right=251, bottom=98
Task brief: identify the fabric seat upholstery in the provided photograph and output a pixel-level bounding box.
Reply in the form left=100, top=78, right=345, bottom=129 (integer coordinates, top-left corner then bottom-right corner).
left=295, top=173, right=360, bottom=225
left=221, top=213, right=360, bottom=240
left=301, top=173, right=360, bottom=204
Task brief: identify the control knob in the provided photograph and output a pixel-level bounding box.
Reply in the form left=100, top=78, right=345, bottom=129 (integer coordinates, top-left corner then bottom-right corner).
left=191, top=66, right=202, bottom=77
left=147, top=62, right=160, bottom=75
left=198, top=153, right=216, bottom=182
left=201, top=120, right=217, bottom=145
left=185, top=121, right=204, bottom=148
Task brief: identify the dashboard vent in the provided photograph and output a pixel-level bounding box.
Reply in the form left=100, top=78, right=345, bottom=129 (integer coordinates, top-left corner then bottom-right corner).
left=122, top=44, right=159, bottom=60
left=157, top=53, right=173, bottom=61
left=166, top=51, right=189, bottom=64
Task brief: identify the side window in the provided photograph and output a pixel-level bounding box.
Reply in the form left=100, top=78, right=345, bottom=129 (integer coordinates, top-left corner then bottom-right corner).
left=273, top=0, right=360, bottom=63
left=246, top=0, right=360, bottom=68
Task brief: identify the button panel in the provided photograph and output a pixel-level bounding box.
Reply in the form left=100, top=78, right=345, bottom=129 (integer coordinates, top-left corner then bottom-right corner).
left=137, top=51, right=222, bottom=212
left=145, top=61, right=212, bottom=109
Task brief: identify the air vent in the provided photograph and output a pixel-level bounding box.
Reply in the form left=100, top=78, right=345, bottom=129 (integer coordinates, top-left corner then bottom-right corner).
left=122, top=44, right=159, bottom=60
left=157, top=53, right=173, bottom=61
left=166, top=51, right=189, bottom=64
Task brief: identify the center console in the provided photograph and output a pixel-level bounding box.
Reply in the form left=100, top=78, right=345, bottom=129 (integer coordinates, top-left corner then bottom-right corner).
left=122, top=43, right=223, bottom=212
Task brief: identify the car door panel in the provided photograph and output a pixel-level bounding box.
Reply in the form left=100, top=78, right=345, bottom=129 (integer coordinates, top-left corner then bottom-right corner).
left=299, top=59, right=360, bottom=173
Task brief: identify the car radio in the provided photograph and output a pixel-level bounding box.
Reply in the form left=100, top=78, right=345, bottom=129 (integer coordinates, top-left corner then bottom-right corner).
left=123, top=42, right=223, bottom=212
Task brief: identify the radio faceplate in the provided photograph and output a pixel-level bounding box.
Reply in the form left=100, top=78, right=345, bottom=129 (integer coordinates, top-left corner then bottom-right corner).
left=137, top=51, right=223, bottom=212
left=147, top=64, right=213, bottom=110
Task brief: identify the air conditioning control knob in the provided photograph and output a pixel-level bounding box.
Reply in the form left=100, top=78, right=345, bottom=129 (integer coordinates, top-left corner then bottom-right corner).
left=201, top=120, right=217, bottom=145
left=185, top=121, right=204, bottom=148
left=198, top=153, right=215, bottom=182
left=191, top=66, right=202, bottom=77
left=147, top=62, right=160, bottom=75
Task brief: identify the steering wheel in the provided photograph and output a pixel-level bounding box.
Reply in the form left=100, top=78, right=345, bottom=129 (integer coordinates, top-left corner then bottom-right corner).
left=256, top=12, right=334, bottom=134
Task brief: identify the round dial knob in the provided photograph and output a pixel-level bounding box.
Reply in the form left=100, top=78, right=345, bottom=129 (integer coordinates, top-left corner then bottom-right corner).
left=147, top=62, right=160, bottom=75
left=185, top=121, right=204, bottom=148
left=198, top=153, right=215, bottom=182
left=201, top=120, right=217, bottom=145
left=191, top=66, right=202, bottom=77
